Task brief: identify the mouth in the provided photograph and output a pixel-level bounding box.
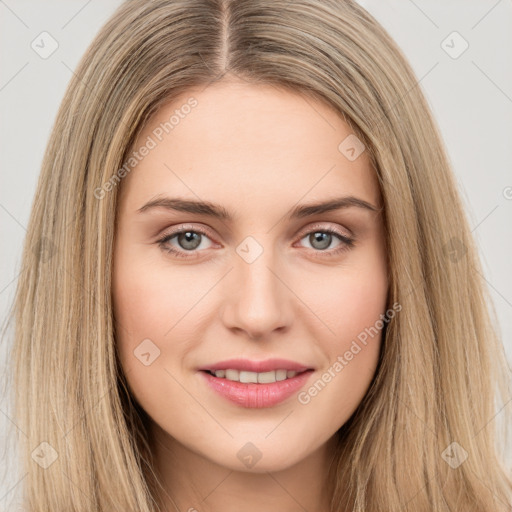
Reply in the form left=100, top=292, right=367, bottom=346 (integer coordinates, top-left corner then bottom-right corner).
left=201, top=368, right=310, bottom=384
left=199, top=364, right=314, bottom=408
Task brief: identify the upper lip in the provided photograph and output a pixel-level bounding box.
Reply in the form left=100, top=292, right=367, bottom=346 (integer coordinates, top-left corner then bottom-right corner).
left=199, top=358, right=313, bottom=373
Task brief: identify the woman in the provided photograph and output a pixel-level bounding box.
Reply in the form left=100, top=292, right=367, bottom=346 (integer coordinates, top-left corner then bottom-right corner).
left=6, top=0, right=512, bottom=510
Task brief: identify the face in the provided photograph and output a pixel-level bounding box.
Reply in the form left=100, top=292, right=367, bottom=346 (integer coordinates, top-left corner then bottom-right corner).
left=112, top=80, right=388, bottom=473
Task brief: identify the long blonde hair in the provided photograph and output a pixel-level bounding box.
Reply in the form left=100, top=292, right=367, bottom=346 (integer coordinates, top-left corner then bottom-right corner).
left=4, top=0, right=511, bottom=510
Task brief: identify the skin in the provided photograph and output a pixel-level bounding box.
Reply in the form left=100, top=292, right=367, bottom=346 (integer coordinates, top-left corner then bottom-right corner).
left=112, top=79, right=388, bottom=512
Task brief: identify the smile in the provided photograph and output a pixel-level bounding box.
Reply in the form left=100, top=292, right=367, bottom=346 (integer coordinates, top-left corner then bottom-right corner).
left=204, top=368, right=306, bottom=383
left=200, top=368, right=314, bottom=408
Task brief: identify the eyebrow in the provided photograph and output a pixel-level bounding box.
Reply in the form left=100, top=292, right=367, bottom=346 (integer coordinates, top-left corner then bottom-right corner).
left=136, top=195, right=379, bottom=220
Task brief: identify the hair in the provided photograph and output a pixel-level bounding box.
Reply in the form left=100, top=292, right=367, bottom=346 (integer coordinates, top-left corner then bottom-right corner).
left=2, top=0, right=511, bottom=510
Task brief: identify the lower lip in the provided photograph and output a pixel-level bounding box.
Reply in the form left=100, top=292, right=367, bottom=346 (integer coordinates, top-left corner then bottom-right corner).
left=200, top=370, right=313, bottom=408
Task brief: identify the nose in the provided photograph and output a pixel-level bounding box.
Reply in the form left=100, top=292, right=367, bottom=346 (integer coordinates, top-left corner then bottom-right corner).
left=220, top=249, right=294, bottom=340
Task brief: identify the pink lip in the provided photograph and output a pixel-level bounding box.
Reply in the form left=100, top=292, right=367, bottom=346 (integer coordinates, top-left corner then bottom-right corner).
left=199, top=369, right=314, bottom=408
left=199, top=358, right=312, bottom=373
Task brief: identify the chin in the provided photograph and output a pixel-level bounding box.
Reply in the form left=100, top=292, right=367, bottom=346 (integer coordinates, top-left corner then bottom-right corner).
left=198, top=434, right=321, bottom=474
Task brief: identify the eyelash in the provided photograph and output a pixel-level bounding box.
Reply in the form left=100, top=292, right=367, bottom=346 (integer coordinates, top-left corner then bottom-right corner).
left=156, top=224, right=355, bottom=260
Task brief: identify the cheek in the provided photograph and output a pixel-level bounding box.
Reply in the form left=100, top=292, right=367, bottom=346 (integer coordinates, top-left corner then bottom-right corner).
left=331, top=271, right=388, bottom=347
left=111, top=247, right=173, bottom=373
left=294, top=242, right=388, bottom=416
left=111, top=254, right=193, bottom=425
left=112, top=263, right=169, bottom=345
left=302, top=237, right=388, bottom=350
left=112, top=242, right=202, bottom=344
left=111, top=244, right=214, bottom=408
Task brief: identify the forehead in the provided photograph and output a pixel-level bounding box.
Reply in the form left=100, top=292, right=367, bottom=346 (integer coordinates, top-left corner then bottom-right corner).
left=117, top=80, right=380, bottom=215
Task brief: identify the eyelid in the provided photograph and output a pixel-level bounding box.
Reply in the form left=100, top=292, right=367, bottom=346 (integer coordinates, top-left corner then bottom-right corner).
left=295, top=222, right=353, bottom=240
left=157, top=223, right=218, bottom=242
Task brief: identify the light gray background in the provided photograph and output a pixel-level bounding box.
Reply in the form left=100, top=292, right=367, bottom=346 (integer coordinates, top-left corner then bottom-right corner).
left=1, top=0, right=511, bottom=508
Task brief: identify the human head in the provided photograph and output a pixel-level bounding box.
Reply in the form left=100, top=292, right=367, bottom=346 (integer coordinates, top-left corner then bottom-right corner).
left=111, top=77, right=388, bottom=485
left=8, top=0, right=511, bottom=511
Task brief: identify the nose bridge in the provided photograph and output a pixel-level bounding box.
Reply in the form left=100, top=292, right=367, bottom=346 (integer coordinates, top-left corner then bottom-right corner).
left=222, top=235, right=292, bottom=338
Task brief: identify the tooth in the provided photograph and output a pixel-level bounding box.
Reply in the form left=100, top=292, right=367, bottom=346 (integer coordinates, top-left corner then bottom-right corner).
left=275, top=369, right=287, bottom=381
left=257, top=370, right=277, bottom=384
left=225, top=369, right=239, bottom=381
left=214, top=368, right=299, bottom=383
left=239, top=371, right=258, bottom=383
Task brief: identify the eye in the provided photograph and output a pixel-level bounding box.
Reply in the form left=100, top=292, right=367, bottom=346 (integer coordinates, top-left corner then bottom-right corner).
left=295, top=224, right=355, bottom=258
left=156, top=225, right=215, bottom=259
